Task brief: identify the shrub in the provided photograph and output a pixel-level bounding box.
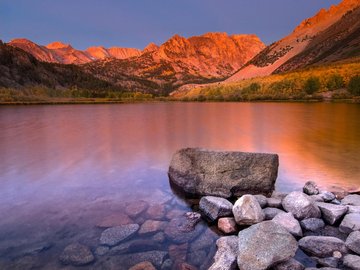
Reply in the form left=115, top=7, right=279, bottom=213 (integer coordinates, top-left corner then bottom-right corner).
left=304, top=76, right=321, bottom=94
left=326, top=74, right=344, bottom=90
left=348, top=76, right=360, bottom=96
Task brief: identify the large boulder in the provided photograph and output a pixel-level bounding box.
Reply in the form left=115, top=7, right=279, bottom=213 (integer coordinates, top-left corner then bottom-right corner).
left=232, top=195, right=265, bottom=225
left=282, top=192, right=321, bottom=220
left=209, top=236, right=238, bottom=270
left=237, top=221, right=298, bottom=270
left=168, top=148, right=279, bottom=198
left=298, top=236, right=347, bottom=257
left=199, top=196, right=233, bottom=222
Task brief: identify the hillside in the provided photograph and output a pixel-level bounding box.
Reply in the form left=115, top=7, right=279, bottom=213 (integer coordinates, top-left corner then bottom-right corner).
left=227, top=0, right=360, bottom=82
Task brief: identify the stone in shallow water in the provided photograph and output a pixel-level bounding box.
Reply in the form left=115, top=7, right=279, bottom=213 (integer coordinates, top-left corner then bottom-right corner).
left=146, top=204, right=166, bottom=220
left=95, top=246, right=109, bottom=256
left=339, top=213, right=360, bottom=233
left=232, top=195, right=264, bottom=225
left=345, top=231, right=360, bottom=255
left=59, top=243, right=94, bottom=266
left=298, top=236, right=347, bottom=257
left=316, top=202, right=348, bottom=225
left=100, top=224, right=139, bottom=246
left=218, top=217, right=237, bottom=234
left=237, top=221, right=298, bottom=270
left=208, top=236, right=238, bottom=270
left=139, top=220, right=167, bottom=235
left=343, top=254, right=360, bottom=270
left=169, top=243, right=188, bottom=263
left=188, top=249, right=207, bottom=267
left=168, top=148, right=278, bottom=198
left=342, top=194, right=360, bottom=206
left=199, top=196, right=233, bottom=222
left=254, top=194, right=267, bottom=208
left=300, top=218, right=325, bottom=232
left=125, top=200, right=149, bottom=218
left=282, top=191, right=321, bottom=220
left=128, top=261, right=156, bottom=270
left=303, top=181, right=319, bottom=195
left=273, top=258, right=305, bottom=270
left=272, top=212, right=302, bottom=237
left=263, top=207, right=286, bottom=220
left=96, top=213, right=133, bottom=228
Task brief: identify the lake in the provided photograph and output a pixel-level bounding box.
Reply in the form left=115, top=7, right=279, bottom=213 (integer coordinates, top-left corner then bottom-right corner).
left=0, top=102, right=359, bottom=269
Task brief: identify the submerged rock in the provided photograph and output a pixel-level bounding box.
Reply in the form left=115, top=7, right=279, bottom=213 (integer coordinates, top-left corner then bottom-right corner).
left=199, top=196, right=233, bottom=222
left=100, top=224, right=139, bottom=246
left=125, top=200, right=149, bottom=218
left=298, top=236, right=347, bottom=257
left=233, top=195, right=265, bottom=225
left=96, top=213, right=133, bottom=228
left=168, top=148, right=278, bottom=198
left=282, top=192, right=321, bottom=220
left=237, top=221, right=298, bottom=270
left=209, top=236, right=238, bottom=270
left=59, top=243, right=94, bottom=266
left=139, top=220, right=167, bottom=235
left=128, top=261, right=156, bottom=270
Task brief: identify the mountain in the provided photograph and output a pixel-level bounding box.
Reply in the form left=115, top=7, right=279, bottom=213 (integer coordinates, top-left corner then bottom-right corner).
left=227, top=0, right=360, bottom=82
left=8, top=39, right=142, bottom=64
left=83, top=32, right=265, bottom=94
left=0, top=41, right=116, bottom=91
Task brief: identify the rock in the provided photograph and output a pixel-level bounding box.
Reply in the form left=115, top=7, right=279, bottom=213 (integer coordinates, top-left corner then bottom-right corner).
left=348, top=205, right=360, bottom=214
left=303, top=181, right=319, bottom=195
left=100, top=224, right=139, bottom=246
left=304, top=225, right=348, bottom=241
left=125, top=200, right=149, bottom=218
left=339, top=213, right=360, bottom=233
left=345, top=231, right=360, bottom=255
left=168, top=148, right=278, bottom=198
left=271, top=191, right=288, bottom=200
left=314, top=257, right=339, bottom=268
left=342, top=194, right=360, bottom=206
left=263, top=207, right=285, bottom=220
left=146, top=204, right=166, bottom=220
left=331, top=199, right=341, bottom=205
left=188, top=249, right=207, bottom=267
left=298, top=236, right=347, bottom=257
left=95, top=246, right=109, bottom=256
left=218, top=217, right=237, bottom=234
left=189, top=228, right=217, bottom=253
left=254, top=195, right=267, bottom=208
left=169, top=243, right=188, bottom=262
left=267, top=197, right=282, bottom=208
left=59, top=243, right=94, bottom=266
left=273, top=258, right=305, bottom=270
left=232, top=195, right=265, bottom=225
left=300, top=218, right=325, bottom=232
left=273, top=212, right=303, bottom=237
left=328, top=186, right=349, bottom=200
left=164, top=212, right=203, bottom=243
left=343, top=254, right=360, bottom=270
left=237, top=221, right=298, bottom=270
left=96, top=213, right=133, bottom=228
left=152, top=232, right=166, bottom=243
left=175, top=262, right=198, bottom=270
left=166, top=209, right=186, bottom=220
left=316, top=202, right=348, bottom=225
left=333, top=251, right=342, bottom=259
left=161, top=259, right=173, bottom=270
left=282, top=192, right=321, bottom=220
left=304, top=268, right=340, bottom=270
left=311, top=194, right=325, bottom=202
left=209, top=236, right=238, bottom=270
left=199, top=196, right=233, bottom=222
left=109, top=251, right=167, bottom=269
left=139, top=220, right=167, bottom=235
left=320, top=191, right=336, bottom=202
left=129, top=261, right=156, bottom=270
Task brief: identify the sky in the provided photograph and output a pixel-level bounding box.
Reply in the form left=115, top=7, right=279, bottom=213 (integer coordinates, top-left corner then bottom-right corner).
left=1, top=0, right=342, bottom=50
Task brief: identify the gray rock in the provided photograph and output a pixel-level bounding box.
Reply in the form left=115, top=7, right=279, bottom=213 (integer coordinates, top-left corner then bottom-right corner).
left=139, top=220, right=167, bottom=235
left=330, top=199, right=341, bottom=205
left=95, top=246, right=109, bottom=256
left=271, top=191, right=288, bottom=200
left=300, top=218, right=325, bottom=232
left=164, top=212, right=203, bottom=243
left=298, top=236, right=347, bottom=257
left=343, top=254, right=360, bottom=270
left=339, top=213, right=360, bottom=233
left=273, top=212, right=302, bottom=237
left=273, top=258, right=305, bottom=270
left=237, top=221, right=298, bottom=270
left=161, top=259, right=173, bottom=270
left=342, top=194, right=360, bottom=206
left=168, top=148, right=278, bottom=198
left=311, top=194, right=325, bottom=202
left=255, top=194, right=267, bottom=208
left=267, top=197, right=282, bottom=208
left=348, top=205, right=360, bottom=214
left=199, top=196, right=233, bottom=222
left=345, top=231, right=360, bottom=255
left=316, top=202, right=348, bottom=225
left=282, top=192, right=321, bottom=220
left=188, top=249, right=207, bottom=267
left=303, top=181, right=319, bottom=195
left=152, top=232, right=166, bottom=243
left=100, top=224, right=139, bottom=246
left=59, top=243, right=94, bottom=266
left=304, top=268, right=340, bottom=270
left=209, top=236, right=238, bottom=270
left=263, top=207, right=286, bottom=220
left=233, top=195, right=265, bottom=225
left=320, top=191, right=336, bottom=202
left=314, top=257, right=339, bottom=268
left=189, top=228, right=217, bottom=253
left=218, top=217, right=237, bottom=234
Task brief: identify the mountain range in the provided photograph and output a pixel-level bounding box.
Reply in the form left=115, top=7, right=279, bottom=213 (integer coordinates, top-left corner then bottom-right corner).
left=1, top=0, right=359, bottom=96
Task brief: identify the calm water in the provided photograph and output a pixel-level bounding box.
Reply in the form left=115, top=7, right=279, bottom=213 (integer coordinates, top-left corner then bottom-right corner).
left=0, top=102, right=359, bottom=269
